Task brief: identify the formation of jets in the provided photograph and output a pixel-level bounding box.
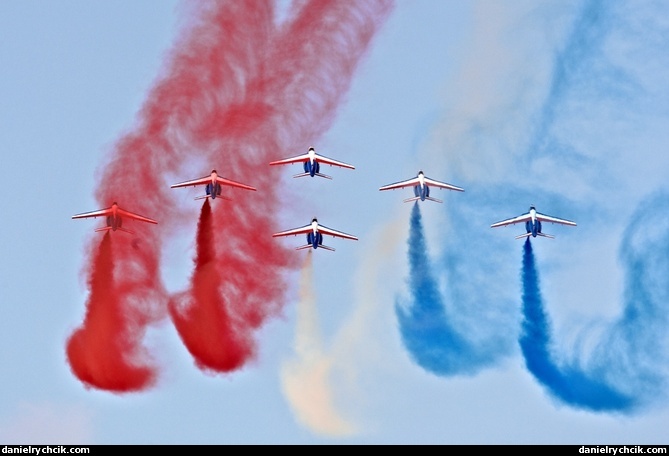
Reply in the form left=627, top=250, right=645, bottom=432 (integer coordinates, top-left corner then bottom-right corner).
left=73, top=147, right=576, bottom=244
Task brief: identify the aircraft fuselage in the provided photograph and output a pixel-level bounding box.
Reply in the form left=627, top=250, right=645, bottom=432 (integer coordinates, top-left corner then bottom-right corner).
left=306, top=220, right=324, bottom=248
left=525, top=207, right=541, bottom=237
left=307, top=231, right=324, bottom=249
left=106, top=204, right=122, bottom=231
left=413, top=173, right=429, bottom=200
left=301, top=149, right=318, bottom=177
left=413, top=184, right=431, bottom=201
left=204, top=172, right=222, bottom=199
left=106, top=215, right=122, bottom=231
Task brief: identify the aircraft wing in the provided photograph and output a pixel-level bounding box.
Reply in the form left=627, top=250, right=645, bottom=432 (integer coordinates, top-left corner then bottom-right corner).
left=116, top=208, right=158, bottom=224
left=269, top=153, right=355, bottom=169
left=380, top=176, right=464, bottom=192
left=215, top=176, right=256, bottom=191
left=171, top=175, right=256, bottom=191
left=317, top=225, right=358, bottom=241
left=536, top=212, right=576, bottom=226
left=272, top=224, right=358, bottom=241
left=312, top=153, right=355, bottom=169
left=272, top=224, right=312, bottom=237
left=170, top=175, right=212, bottom=189
left=269, top=154, right=310, bottom=166
left=379, top=176, right=420, bottom=191
left=422, top=177, right=464, bottom=192
left=71, top=206, right=157, bottom=224
left=71, top=207, right=113, bottom=220
left=490, top=213, right=532, bottom=228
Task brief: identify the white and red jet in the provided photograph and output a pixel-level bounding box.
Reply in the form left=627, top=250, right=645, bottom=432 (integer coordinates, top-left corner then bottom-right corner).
left=379, top=170, right=464, bottom=203
left=171, top=170, right=256, bottom=200
left=269, top=147, right=354, bottom=179
left=273, top=218, right=358, bottom=251
left=72, top=202, right=157, bottom=234
left=491, top=206, right=576, bottom=239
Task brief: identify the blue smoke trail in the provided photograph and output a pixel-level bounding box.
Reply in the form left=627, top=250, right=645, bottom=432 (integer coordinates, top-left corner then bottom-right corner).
left=586, top=193, right=669, bottom=407
left=520, top=237, right=635, bottom=412
left=396, top=203, right=502, bottom=376
left=509, top=0, right=669, bottom=413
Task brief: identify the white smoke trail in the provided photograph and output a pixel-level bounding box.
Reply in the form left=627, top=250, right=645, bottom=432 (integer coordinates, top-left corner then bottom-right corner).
left=280, top=251, right=356, bottom=437
left=280, top=216, right=407, bottom=437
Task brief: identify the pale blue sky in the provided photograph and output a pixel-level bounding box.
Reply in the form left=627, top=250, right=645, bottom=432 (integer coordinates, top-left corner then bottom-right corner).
left=1, top=0, right=668, bottom=444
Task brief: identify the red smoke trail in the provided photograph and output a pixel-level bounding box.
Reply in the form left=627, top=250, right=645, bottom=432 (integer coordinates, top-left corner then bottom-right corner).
left=168, top=1, right=394, bottom=372
left=170, top=200, right=251, bottom=372
left=67, top=1, right=278, bottom=390
left=68, top=1, right=284, bottom=391
left=66, top=233, right=155, bottom=391
left=68, top=0, right=393, bottom=388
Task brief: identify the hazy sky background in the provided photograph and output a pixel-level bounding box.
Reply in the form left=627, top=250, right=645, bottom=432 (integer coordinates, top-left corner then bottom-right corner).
left=1, top=0, right=668, bottom=444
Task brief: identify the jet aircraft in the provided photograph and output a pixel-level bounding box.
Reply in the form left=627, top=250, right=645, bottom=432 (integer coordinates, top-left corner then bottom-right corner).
left=171, top=170, right=256, bottom=200
left=72, top=202, right=157, bottom=234
left=269, top=147, right=354, bottom=179
left=272, top=218, right=358, bottom=251
left=379, top=171, right=464, bottom=203
left=490, top=206, right=576, bottom=239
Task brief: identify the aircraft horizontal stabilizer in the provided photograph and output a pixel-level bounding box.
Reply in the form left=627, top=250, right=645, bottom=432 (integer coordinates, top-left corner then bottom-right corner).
left=403, top=196, right=421, bottom=203
left=296, top=244, right=335, bottom=251
left=95, top=226, right=134, bottom=234
left=537, top=233, right=555, bottom=239
left=514, top=233, right=533, bottom=240
left=425, top=197, right=443, bottom=203
left=195, top=195, right=231, bottom=201
left=292, top=172, right=332, bottom=179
